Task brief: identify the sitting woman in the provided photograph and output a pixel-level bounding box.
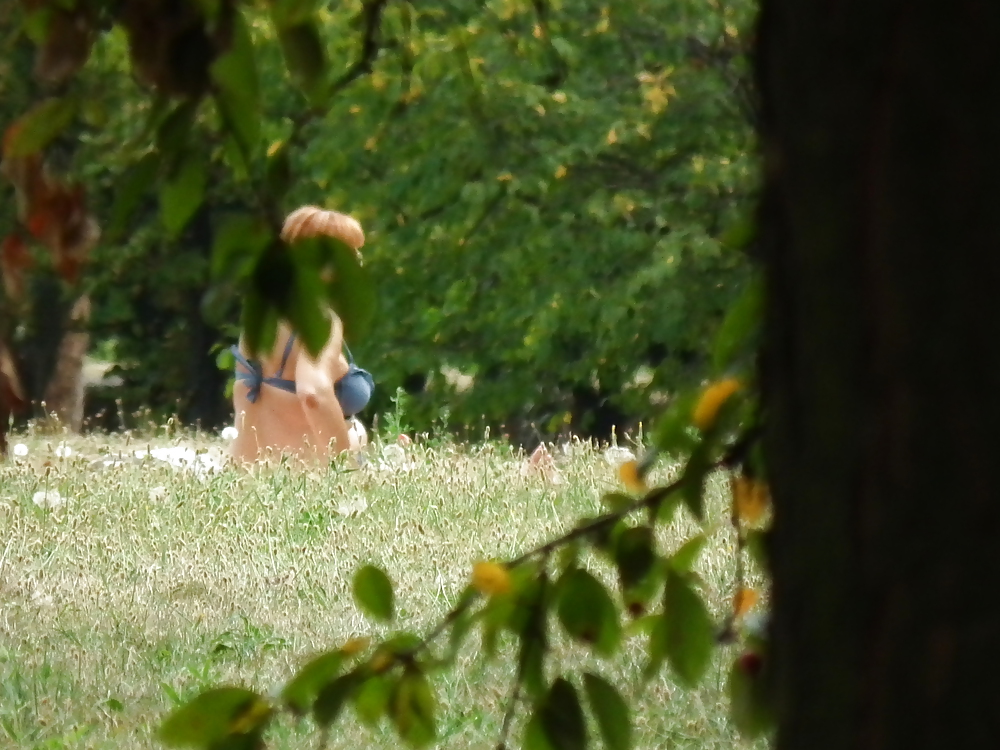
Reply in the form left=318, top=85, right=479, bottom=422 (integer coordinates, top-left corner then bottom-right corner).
left=228, top=206, right=374, bottom=465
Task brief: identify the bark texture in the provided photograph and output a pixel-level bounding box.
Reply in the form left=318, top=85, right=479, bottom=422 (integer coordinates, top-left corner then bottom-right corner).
left=757, top=1, right=1000, bottom=748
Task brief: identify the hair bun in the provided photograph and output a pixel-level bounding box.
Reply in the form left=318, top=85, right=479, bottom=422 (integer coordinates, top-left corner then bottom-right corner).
left=281, top=206, right=365, bottom=250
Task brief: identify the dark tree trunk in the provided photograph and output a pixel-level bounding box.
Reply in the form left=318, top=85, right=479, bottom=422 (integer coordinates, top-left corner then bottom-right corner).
left=757, top=2, right=1000, bottom=748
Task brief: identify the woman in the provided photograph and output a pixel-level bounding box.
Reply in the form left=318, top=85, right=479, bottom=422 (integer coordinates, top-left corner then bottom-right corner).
left=228, top=206, right=373, bottom=465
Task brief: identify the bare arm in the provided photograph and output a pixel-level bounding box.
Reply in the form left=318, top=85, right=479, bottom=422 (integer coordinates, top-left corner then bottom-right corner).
left=295, top=317, right=351, bottom=455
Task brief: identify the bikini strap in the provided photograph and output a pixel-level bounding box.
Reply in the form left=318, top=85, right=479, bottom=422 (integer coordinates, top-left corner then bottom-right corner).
left=275, top=334, right=296, bottom=378
left=343, top=343, right=356, bottom=365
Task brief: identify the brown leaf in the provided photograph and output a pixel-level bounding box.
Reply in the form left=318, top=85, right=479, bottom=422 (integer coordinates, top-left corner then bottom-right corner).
left=1, top=233, right=33, bottom=300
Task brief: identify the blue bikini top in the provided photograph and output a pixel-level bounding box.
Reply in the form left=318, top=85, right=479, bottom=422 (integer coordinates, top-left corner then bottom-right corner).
left=231, top=335, right=374, bottom=417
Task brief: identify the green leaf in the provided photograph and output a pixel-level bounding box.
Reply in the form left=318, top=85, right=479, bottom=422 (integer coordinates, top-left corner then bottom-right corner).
left=352, top=564, right=395, bottom=622
left=107, top=152, right=160, bottom=240
left=160, top=154, right=206, bottom=238
left=712, top=275, right=762, bottom=372
left=313, top=672, right=357, bottom=728
left=270, top=0, right=321, bottom=26
left=278, top=21, right=328, bottom=100
left=210, top=8, right=260, bottom=158
left=280, top=650, right=343, bottom=715
left=212, top=214, right=274, bottom=281
left=287, top=255, right=332, bottom=357
left=240, top=289, right=278, bottom=359
left=518, top=614, right=548, bottom=700
left=540, top=678, right=587, bottom=750
left=614, top=526, right=656, bottom=591
left=159, top=687, right=270, bottom=748
left=600, top=492, right=634, bottom=512
left=652, top=391, right=699, bottom=458
left=354, top=672, right=391, bottom=728
left=155, top=100, right=199, bottom=160
left=670, top=534, right=707, bottom=572
left=389, top=669, right=436, bottom=748
left=728, top=656, right=773, bottom=738
left=680, top=441, right=713, bottom=521
left=5, top=97, right=78, bottom=157
left=745, top=530, right=769, bottom=572
left=524, top=708, right=556, bottom=750
left=651, top=487, right=684, bottom=526
left=663, top=571, right=715, bottom=687
left=323, top=238, right=377, bottom=344
left=583, top=673, right=631, bottom=750
left=556, top=569, right=621, bottom=657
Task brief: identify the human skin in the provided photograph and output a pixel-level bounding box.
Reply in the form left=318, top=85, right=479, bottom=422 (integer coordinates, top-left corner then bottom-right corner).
left=229, top=314, right=357, bottom=465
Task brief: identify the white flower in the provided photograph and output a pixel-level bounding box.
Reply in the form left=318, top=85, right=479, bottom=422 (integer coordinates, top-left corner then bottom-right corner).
left=30, top=589, right=54, bottom=608
left=32, top=489, right=65, bottom=509
left=336, top=495, right=369, bottom=517
left=380, top=444, right=406, bottom=465
left=221, top=426, right=239, bottom=441
left=148, top=486, right=168, bottom=502
left=55, top=443, right=73, bottom=458
left=602, top=446, right=636, bottom=467
left=13, top=443, right=28, bottom=457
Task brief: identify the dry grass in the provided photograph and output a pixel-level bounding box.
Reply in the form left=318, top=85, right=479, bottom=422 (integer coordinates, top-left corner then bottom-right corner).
left=0, top=427, right=765, bottom=749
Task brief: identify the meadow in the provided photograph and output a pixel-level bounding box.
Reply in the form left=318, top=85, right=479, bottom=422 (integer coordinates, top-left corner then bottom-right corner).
left=0, top=424, right=764, bottom=749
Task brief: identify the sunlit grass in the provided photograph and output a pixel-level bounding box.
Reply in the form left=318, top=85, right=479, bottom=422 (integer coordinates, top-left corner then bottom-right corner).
left=0, top=425, right=764, bottom=749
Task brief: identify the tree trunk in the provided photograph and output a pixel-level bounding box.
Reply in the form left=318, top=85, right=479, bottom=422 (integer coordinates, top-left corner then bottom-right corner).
left=756, top=2, right=1000, bottom=748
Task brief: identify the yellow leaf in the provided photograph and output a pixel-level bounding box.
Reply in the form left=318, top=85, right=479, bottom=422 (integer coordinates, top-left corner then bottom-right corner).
left=554, top=165, right=567, bottom=179
left=472, top=561, right=511, bottom=595
left=692, top=378, right=741, bottom=431
left=370, top=649, right=394, bottom=673
left=229, top=697, right=272, bottom=734
left=733, top=587, right=758, bottom=618
left=552, top=91, right=567, bottom=104
left=732, top=474, right=770, bottom=525
left=606, top=128, right=618, bottom=145
left=497, top=172, right=513, bottom=182
left=364, top=136, right=378, bottom=151
left=618, top=459, right=646, bottom=493
left=341, top=636, right=370, bottom=655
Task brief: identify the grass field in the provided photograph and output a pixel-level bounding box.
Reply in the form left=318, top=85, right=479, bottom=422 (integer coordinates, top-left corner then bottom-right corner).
left=0, top=426, right=765, bottom=749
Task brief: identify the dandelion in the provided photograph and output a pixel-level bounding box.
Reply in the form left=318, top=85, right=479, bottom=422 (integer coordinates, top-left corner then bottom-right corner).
left=13, top=443, right=28, bottom=457
left=55, top=443, right=73, bottom=458
left=148, top=486, right=168, bottom=502
left=471, top=561, right=511, bottom=596
left=32, top=489, right=65, bottom=509
left=221, top=426, right=239, bottom=440
left=336, top=495, right=368, bottom=517
left=380, top=444, right=406, bottom=466
left=30, top=589, right=54, bottom=608
left=692, top=378, right=742, bottom=431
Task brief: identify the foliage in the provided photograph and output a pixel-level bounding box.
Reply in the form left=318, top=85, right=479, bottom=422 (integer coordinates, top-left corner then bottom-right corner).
left=2, top=0, right=757, bottom=439
left=154, top=275, right=773, bottom=748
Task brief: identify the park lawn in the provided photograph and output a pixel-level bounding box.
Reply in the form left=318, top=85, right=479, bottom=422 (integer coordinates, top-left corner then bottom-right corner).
left=0, top=428, right=763, bottom=749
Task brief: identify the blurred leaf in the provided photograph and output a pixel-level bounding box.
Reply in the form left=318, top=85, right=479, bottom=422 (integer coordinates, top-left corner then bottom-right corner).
left=212, top=214, right=274, bottom=281
left=728, top=656, right=772, bottom=738
left=652, top=391, right=700, bottom=458
left=107, top=152, right=160, bottom=240
left=712, top=275, right=762, bottom=372
left=280, top=650, right=343, bottom=715
left=270, top=0, right=321, bottom=25
left=354, top=672, right=391, bottom=727
left=556, top=569, right=621, bottom=657
left=525, top=706, right=556, bottom=750
left=240, top=289, right=278, bottom=359
left=155, top=100, right=199, bottom=159
left=159, top=687, right=269, bottom=748
left=601, top=492, right=634, bottom=512
left=651, top=488, right=684, bottom=526
left=663, top=571, right=714, bottom=687
left=278, top=21, right=328, bottom=100
left=746, top=530, right=769, bottom=571
left=680, top=442, right=713, bottom=521
left=210, top=8, right=260, bottom=157
left=159, top=154, right=206, bottom=238
left=389, top=668, right=436, bottom=748
left=614, top=525, right=656, bottom=591
left=324, top=238, right=377, bottom=344
left=540, top=677, right=587, bottom=750
left=264, top=142, right=292, bottom=200
left=313, top=672, right=357, bottom=728
left=352, top=564, right=395, bottom=622
left=4, top=97, right=78, bottom=157
left=583, top=673, right=631, bottom=750
left=670, top=534, right=707, bottom=572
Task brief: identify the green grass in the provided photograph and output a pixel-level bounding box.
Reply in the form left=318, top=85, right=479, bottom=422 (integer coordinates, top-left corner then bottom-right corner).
left=0, top=427, right=765, bottom=749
